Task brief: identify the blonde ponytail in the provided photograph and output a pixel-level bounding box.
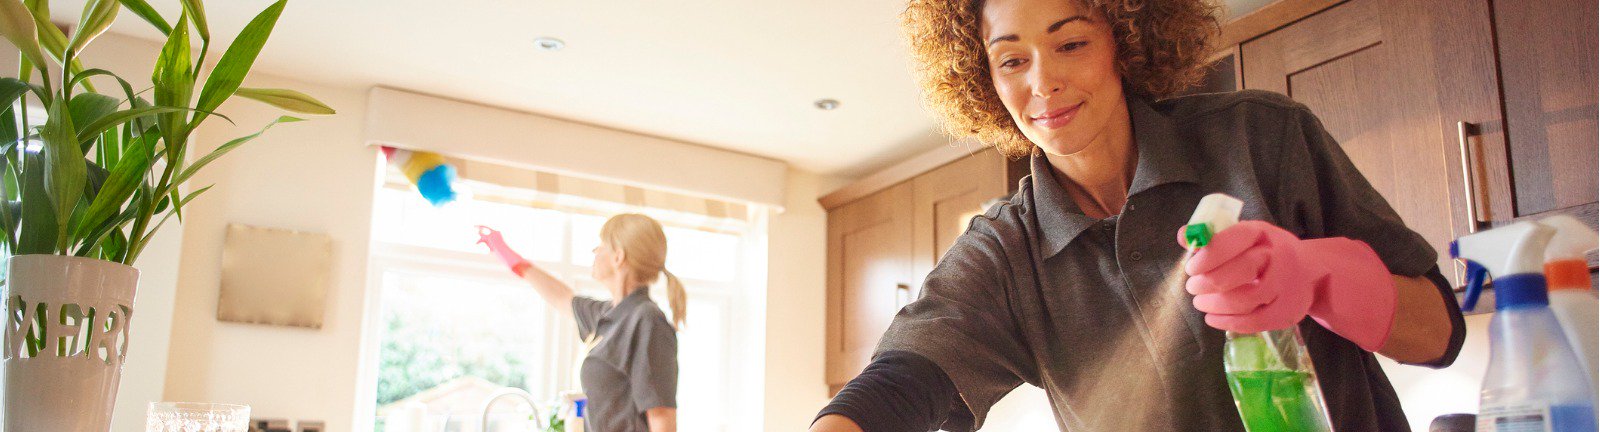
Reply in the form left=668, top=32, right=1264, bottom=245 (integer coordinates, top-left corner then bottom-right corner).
left=663, top=269, right=687, bottom=330
left=599, top=213, right=687, bottom=330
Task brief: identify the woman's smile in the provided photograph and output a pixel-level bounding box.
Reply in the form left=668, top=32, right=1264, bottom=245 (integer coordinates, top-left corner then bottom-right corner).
left=1030, top=101, right=1083, bottom=130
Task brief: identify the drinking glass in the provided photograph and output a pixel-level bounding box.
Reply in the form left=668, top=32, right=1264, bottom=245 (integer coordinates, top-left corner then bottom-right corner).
left=146, top=402, right=250, bottom=432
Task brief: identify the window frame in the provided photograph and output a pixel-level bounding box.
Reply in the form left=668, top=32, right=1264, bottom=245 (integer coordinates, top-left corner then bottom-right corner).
left=355, top=180, right=762, bottom=432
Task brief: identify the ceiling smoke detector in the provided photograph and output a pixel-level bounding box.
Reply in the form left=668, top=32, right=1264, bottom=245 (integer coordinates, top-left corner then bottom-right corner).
left=534, top=37, right=566, bottom=51
left=814, top=99, right=841, bottom=111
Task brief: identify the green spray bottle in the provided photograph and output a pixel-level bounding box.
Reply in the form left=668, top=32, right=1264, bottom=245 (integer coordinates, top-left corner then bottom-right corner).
left=1184, top=193, right=1335, bottom=432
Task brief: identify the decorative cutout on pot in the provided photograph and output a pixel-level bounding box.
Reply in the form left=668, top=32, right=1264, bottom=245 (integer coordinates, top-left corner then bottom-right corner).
left=2, top=299, right=132, bottom=364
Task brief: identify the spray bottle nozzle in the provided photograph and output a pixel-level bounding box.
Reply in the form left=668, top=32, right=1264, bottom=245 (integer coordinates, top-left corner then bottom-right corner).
left=1452, top=222, right=1557, bottom=311
left=1185, top=194, right=1244, bottom=251
left=1184, top=223, right=1214, bottom=250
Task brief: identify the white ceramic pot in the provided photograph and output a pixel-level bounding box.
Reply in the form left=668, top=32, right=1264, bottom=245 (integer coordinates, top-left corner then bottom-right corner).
left=3, top=254, right=138, bottom=432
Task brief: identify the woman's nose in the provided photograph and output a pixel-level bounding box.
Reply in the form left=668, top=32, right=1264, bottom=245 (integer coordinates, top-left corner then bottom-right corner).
left=1029, top=59, right=1064, bottom=98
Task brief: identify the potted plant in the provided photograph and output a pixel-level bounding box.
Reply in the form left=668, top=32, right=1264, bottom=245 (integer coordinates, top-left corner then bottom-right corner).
left=0, top=0, right=332, bottom=430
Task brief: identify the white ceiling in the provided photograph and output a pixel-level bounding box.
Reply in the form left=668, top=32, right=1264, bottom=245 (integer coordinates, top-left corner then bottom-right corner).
left=52, top=0, right=1261, bottom=178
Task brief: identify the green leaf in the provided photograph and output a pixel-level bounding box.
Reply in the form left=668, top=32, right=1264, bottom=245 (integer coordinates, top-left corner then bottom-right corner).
left=117, top=0, right=170, bottom=34
left=0, top=103, right=15, bottom=156
left=66, top=0, right=119, bottom=56
left=169, top=116, right=299, bottom=187
left=192, top=0, right=284, bottom=125
left=17, top=152, right=56, bottom=254
left=40, top=100, right=86, bottom=250
left=68, top=93, right=120, bottom=146
left=178, top=0, right=206, bottom=41
left=27, top=0, right=66, bottom=64
left=154, top=14, right=193, bottom=150
left=24, top=0, right=95, bottom=93
left=100, top=227, right=125, bottom=261
left=0, top=0, right=48, bottom=70
left=137, top=183, right=208, bottom=247
left=0, top=105, right=15, bottom=249
left=0, top=78, right=32, bottom=111
left=74, top=131, right=150, bottom=241
left=68, top=68, right=139, bottom=103
left=234, top=88, right=335, bottom=115
left=75, top=106, right=186, bottom=144
left=167, top=188, right=181, bottom=222
left=97, top=124, right=119, bottom=168
left=83, top=159, right=107, bottom=198
left=127, top=96, right=157, bottom=132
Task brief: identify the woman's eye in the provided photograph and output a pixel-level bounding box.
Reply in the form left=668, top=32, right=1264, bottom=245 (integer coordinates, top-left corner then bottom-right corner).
left=998, top=57, right=1026, bottom=70
left=1059, top=41, right=1088, bottom=52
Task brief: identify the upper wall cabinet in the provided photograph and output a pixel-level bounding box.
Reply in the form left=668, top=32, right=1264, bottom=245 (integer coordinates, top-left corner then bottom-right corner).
left=1226, top=0, right=1597, bottom=284
left=821, top=148, right=1024, bottom=393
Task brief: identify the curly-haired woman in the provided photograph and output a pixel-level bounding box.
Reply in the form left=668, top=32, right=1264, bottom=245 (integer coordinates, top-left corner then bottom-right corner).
left=809, top=0, right=1465, bottom=431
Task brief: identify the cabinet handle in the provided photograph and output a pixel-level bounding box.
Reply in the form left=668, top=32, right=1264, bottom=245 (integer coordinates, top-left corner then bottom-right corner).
left=1456, top=121, right=1484, bottom=233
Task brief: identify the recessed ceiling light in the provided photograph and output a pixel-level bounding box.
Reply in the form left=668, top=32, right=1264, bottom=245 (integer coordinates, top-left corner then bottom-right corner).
left=534, top=37, right=565, bottom=51
left=814, top=99, right=840, bottom=110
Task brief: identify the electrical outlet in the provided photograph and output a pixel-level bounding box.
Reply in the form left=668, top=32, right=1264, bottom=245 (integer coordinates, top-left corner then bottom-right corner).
left=249, top=419, right=292, bottom=432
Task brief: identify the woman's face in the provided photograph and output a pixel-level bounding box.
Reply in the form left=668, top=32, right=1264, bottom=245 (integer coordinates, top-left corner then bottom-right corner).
left=981, top=0, right=1124, bottom=156
left=591, top=242, right=623, bottom=282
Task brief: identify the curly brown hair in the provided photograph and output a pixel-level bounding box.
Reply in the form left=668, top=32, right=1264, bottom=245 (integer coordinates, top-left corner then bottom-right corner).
left=903, top=0, right=1221, bottom=158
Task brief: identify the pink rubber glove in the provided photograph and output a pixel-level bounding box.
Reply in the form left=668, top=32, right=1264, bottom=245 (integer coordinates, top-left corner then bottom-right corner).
left=1179, top=221, right=1398, bottom=351
left=476, top=226, right=532, bottom=277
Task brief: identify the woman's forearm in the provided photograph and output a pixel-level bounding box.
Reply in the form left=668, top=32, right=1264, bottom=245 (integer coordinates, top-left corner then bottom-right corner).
left=518, top=264, right=575, bottom=318
left=1376, top=274, right=1454, bottom=364
left=810, top=414, right=864, bottom=432
left=646, top=407, right=676, bottom=432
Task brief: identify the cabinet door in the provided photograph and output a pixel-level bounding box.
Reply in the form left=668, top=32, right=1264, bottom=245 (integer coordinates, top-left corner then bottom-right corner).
left=1486, top=0, right=1598, bottom=227
left=825, top=182, right=913, bottom=390
left=1241, top=0, right=1471, bottom=283
left=911, top=150, right=1012, bottom=289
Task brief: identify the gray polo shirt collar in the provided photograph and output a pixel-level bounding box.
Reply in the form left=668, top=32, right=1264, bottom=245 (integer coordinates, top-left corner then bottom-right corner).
left=598, top=287, right=652, bottom=325
left=1031, top=96, right=1201, bottom=258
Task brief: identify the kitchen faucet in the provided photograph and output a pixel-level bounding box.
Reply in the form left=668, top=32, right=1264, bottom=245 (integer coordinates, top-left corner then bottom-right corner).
left=478, top=388, right=541, bottom=432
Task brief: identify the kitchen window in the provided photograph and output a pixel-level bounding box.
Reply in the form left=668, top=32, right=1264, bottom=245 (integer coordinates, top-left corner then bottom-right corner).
left=361, top=162, right=759, bottom=432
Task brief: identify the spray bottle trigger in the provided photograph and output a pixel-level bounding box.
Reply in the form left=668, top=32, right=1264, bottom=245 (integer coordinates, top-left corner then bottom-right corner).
left=1460, top=260, right=1489, bottom=312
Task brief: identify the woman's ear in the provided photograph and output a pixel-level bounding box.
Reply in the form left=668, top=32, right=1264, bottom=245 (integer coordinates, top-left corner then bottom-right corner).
left=612, top=249, right=627, bottom=267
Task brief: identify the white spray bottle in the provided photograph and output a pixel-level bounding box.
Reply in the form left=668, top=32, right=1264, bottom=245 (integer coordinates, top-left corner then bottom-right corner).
left=1454, top=221, right=1597, bottom=431
left=1537, top=215, right=1598, bottom=384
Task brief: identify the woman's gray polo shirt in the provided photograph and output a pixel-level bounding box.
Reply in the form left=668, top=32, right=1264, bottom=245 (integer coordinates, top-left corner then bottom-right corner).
left=572, top=288, right=678, bottom=432
left=876, top=90, right=1466, bottom=431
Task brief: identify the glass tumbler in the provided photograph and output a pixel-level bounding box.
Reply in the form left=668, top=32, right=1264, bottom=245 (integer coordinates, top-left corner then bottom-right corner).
left=146, top=402, right=250, bottom=432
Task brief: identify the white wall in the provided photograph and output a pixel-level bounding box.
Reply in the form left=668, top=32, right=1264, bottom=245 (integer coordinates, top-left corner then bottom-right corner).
left=761, top=170, right=849, bottom=431
left=160, top=59, right=378, bottom=430
left=0, top=34, right=190, bottom=432
left=3, top=27, right=858, bottom=432
left=1382, top=313, right=1493, bottom=431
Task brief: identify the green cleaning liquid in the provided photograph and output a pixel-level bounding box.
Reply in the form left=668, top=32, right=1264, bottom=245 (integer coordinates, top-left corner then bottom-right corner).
left=1223, top=332, right=1334, bottom=432
left=1226, top=370, right=1329, bottom=431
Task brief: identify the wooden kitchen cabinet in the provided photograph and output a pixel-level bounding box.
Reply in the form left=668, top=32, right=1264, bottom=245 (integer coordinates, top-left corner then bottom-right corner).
left=1475, top=0, right=1598, bottom=227
left=1236, top=0, right=1599, bottom=284
left=1240, top=0, right=1462, bottom=282
left=824, top=182, right=913, bottom=391
left=823, top=148, right=1022, bottom=392
left=911, top=150, right=1014, bottom=291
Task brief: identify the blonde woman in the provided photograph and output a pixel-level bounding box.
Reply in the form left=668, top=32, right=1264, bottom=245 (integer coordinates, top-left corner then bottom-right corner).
left=477, top=214, right=686, bottom=432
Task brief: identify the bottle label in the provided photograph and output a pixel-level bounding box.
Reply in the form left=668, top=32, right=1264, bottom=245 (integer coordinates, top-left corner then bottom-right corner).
left=1477, top=402, right=1553, bottom=432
